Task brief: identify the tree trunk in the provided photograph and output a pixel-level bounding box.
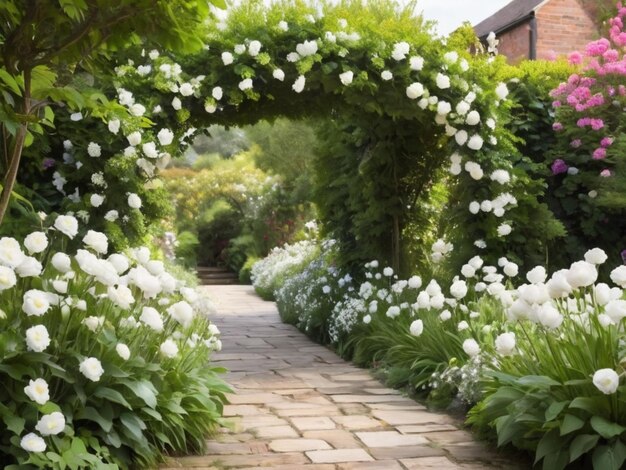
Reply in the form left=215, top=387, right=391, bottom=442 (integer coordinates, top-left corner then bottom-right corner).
left=392, top=213, right=400, bottom=273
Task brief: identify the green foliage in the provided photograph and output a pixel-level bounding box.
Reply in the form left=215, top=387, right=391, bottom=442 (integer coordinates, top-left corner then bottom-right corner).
left=174, top=231, right=200, bottom=268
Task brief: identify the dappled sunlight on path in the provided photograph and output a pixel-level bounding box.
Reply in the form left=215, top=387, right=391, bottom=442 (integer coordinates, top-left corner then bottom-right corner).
left=162, top=285, right=526, bottom=470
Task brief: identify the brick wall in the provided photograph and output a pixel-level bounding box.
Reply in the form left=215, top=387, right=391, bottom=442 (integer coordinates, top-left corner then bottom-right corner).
left=497, top=21, right=531, bottom=65
left=535, top=0, right=598, bottom=59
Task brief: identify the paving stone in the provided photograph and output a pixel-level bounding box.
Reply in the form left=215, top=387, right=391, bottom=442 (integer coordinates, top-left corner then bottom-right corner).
left=303, top=430, right=360, bottom=449
left=291, top=416, right=336, bottom=431
left=275, top=406, right=343, bottom=417
left=202, top=452, right=309, bottom=467
left=371, top=410, right=455, bottom=425
left=367, top=402, right=428, bottom=410
left=269, top=438, right=332, bottom=452
left=356, top=430, right=430, bottom=447
left=369, top=446, right=446, bottom=460
left=253, top=425, right=299, bottom=438
left=306, top=448, right=374, bottom=464
left=337, top=461, right=404, bottom=469
left=330, top=394, right=409, bottom=403
left=203, top=442, right=256, bottom=455
left=223, top=405, right=268, bottom=416
left=401, top=456, right=465, bottom=469
left=227, top=392, right=285, bottom=404
left=240, top=415, right=288, bottom=428
left=425, top=430, right=476, bottom=445
left=332, top=415, right=382, bottom=430
left=396, top=424, right=459, bottom=434
left=241, top=466, right=336, bottom=470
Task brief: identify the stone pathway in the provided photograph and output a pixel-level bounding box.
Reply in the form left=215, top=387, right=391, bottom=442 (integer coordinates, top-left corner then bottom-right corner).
left=163, top=285, right=526, bottom=470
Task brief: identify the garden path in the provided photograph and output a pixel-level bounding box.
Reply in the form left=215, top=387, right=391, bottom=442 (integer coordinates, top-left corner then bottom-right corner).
left=163, top=285, right=526, bottom=470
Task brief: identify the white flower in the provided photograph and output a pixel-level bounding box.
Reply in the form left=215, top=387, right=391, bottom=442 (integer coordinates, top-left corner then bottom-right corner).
left=157, top=128, right=174, bottom=146
left=127, top=193, right=142, bottom=209
left=222, top=51, right=234, bottom=65
left=296, top=40, right=318, bottom=57
left=383, top=267, right=394, bottom=276
left=339, top=71, right=354, bottom=86
left=20, top=433, right=46, bottom=452
left=70, top=112, right=83, bottom=121
left=239, top=78, right=253, bottom=91
left=129, top=103, right=146, bottom=116
left=273, top=69, right=285, bottom=81
left=278, top=20, right=288, bottom=31
left=322, top=285, right=331, bottom=294
left=593, top=368, right=620, bottom=394
left=439, top=310, right=452, bottom=321
left=386, top=306, right=400, bottom=318
left=26, top=325, right=51, bottom=352
left=391, top=41, right=410, bottom=60
left=495, top=332, right=516, bottom=356
left=537, top=304, right=563, bottom=329
left=82, top=315, right=103, bottom=332
left=140, top=306, right=164, bottom=331
left=408, top=275, right=422, bottom=289
left=466, top=110, right=480, bottom=125
left=234, top=44, right=246, bottom=54
left=381, top=70, right=393, bottom=81
left=54, top=215, right=78, bottom=239
left=292, top=75, right=306, bottom=93
left=584, top=248, right=608, bottom=265
left=36, top=412, right=65, bottom=436
left=455, top=130, right=468, bottom=146
left=490, top=169, right=510, bottom=184
left=24, top=378, right=49, bottom=405
left=104, top=210, right=119, bottom=222
left=444, top=51, right=458, bottom=63
left=437, top=101, right=451, bottom=115
left=79, top=357, right=104, bottom=382
left=503, top=262, right=519, bottom=277
left=248, top=40, right=262, bottom=56
left=463, top=338, right=480, bottom=357
left=107, top=285, right=135, bottom=309
left=22, top=289, right=51, bottom=316
left=142, top=141, right=158, bottom=159
left=605, top=299, right=626, bottom=324
left=406, top=82, right=424, bottom=99
left=611, top=266, right=626, bottom=288
left=527, top=266, right=547, bottom=284
left=136, top=64, right=151, bottom=76
left=51, top=252, right=71, bottom=273
left=497, top=223, right=512, bottom=237
left=16, top=257, right=42, bottom=277
left=495, top=82, right=509, bottom=100
left=160, top=339, right=179, bottom=358
left=88, top=194, right=104, bottom=208
left=409, top=56, right=424, bottom=70
left=179, top=82, right=194, bottom=97
left=52, top=280, right=67, bottom=294
left=82, top=230, right=108, bottom=254
left=458, top=320, right=469, bottom=331
left=409, top=319, right=424, bottom=336
left=0, top=265, right=16, bottom=290
left=286, top=52, right=300, bottom=62
left=436, top=73, right=450, bottom=89
left=171, top=97, right=182, bottom=110
left=24, top=232, right=48, bottom=254
left=363, top=314, right=371, bottom=324
left=125, top=131, right=141, bottom=147
left=467, top=134, right=484, bottom=150
left=116, top=343, right=131, bottom=360
left=455, top=101, right=470, bottom=115
left=167, top=301, right=194, bottom=328
left=566, top=261, right=598, bottom=288
left=450, top=280, right=468, bottom=299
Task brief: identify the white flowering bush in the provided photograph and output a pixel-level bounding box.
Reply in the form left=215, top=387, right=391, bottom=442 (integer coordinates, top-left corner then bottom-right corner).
left=0, top=215, right=228, bottom=468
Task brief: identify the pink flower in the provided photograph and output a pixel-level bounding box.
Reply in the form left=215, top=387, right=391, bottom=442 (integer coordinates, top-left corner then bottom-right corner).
left=552, top=100, right=562, bottom=108
left=571, top=139, right=582, bottom=148
left=591, top=119, right=605, bottom=131
left=600, top=169, right=612, bottom=177
left=585, top=38, right=610, bottom=57
left=601, top=137, right=614, bottom=147
left=551, top=159, right=569, bottom=175
left=593, top=148, right=607, bottom=160
left=552, top=122, right=563, bottom=131
left=603, top=49, right=619, bottom=62
left=568, top=51, right=583, bottom=65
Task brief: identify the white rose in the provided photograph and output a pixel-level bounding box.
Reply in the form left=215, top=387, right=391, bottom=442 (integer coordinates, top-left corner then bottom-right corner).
left=495, top=332, right=516, bottom=356
left=107, top=284, right=135, bottom=309
left=35, top=412, right=65, bottom=436
left=278, top=20, right=288, bottom=31
left=611, top=266, right=626, bottom=288
left=20, top=433, right=46, bottom=453
left=248, top=40, right=262, bottom=56
left=439, top=310, right=452, bottom=321
left=408, top=275, right=422, bottom=289
left=450, top=280, right=468, bottom=299
left=273, top=69, right=285, bottom=81
left=87, top=142, right=101, bottom=157
left=566, top=261, right=598, bottom=288
left=584, top=248, right=608, bottom=265
left=126, top=131, right=142, bottom=147
left=108, top=254, right=129, bottom=274
left=467, top=135, right=484, bottom=150
left=409, top=319, right=424, bottom=336
left=52, top=280, right=67, bottom=294
left=24, top=378, right=49, bottom=405
left=104, top=210, right=119, bottom=222
left=82, top=230, right=108, bottom=254
left=458, top=320, right=469, bottom=331
left=160, top=339, right=179, bottom=358
left=455, top=130, right=468, bottom=146
left=127, top=193, right=142, bottom=209
left=381, top=70, right=393, bottom=81
left=16, top=257, right=43, bottom=277
left=409, top=56, right=424, bottom=70
left=51, top=252, right=71, bottom=272
left=339, top=71, right=354, bottom=86
left=221, top=51, right=234, bottom=65
left=546, top=269, right=573, bottom=298
left=497, top=223, right=512, bottom=237
left=22, top=289, right=51, bottom=316
left=436, top=73, right=450, bottom=89
left=167, top=301, right=194, bottom=328
left=54, top=215, right=78, bottom=239
left=292, top=75, right=306, bottom=93
left=495, top=82, right=509, bottom=100
left=157, top=128, right=174, bottom=146
left=503, top=263, right=519, bottom=277
left=605, top=299, right=626, bottom=324
left=171, top=96, right=182, bottom=110
left=406, top=82, right=424, bottom=99
left=437, top=101, right=451, bottom=115
left=466, top=110, right=480, bottom=125
left=463, top=338, right=480, bottom=357
left=107, top=119, right=120, bottom=137
left=139, top=306, right=164, bottom=331
left=79, top=357, right=104, bottom=381
left=526, top=266, right=547, bottom=284
left=26, top=325, right=51, bottom=352
left=391, top=41, right=410, bottom=60
left=234, top=44, right=246, bottom=54
left=179, top=82, right=194, bottom=96
left=24, top=232, right=48, bottom=254
left=593, top=368, right=620, bottom=394
left=537, top=304, right=563, bottom=329
left=238, top=78, right=253, bottom=91
left=0, top=265, right=16, bottom=290
left=363, top=314, right=371, bottom=324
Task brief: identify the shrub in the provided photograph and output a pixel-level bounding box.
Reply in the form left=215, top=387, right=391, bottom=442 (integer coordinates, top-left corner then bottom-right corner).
left=0, top=214, right=228, bottom=468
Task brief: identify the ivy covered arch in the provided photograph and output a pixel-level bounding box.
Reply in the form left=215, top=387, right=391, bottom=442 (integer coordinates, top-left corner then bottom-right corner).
left=60, top=0, right=560, bottom=274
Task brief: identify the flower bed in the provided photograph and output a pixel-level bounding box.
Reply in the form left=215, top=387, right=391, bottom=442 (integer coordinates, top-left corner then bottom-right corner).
left=0, top=214, right=229, bottom=468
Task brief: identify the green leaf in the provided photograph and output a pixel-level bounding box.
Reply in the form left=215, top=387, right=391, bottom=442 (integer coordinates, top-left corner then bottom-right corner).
left=517, top=375, right=560, bottom=389
left=592, top=442, right=626, bottom=470
left=545, top=401, right=569, bottom=421
left=0, top=68, right=21, bottom=95
left=119, top=412, right=146, bottom=441
left=93, top=387, right=132, bottom=409
left=119, top=379, right=158, bottom=408
left=2, top=413, right=25, bottom=435
left=535, top=429, right=562, bottom=464
left=569, top=397, right=610, bottom=416
left=75, top=407, right=113, bottom=432
left=560, top=414, right=585, bottom=435
left=590, top=416, right=626, bottom=439
left=570, top=434, right=600, bottom=463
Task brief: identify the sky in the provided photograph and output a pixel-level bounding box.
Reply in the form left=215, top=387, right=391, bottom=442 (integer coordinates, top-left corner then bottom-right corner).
left=417, top=0, right=514, bottom=35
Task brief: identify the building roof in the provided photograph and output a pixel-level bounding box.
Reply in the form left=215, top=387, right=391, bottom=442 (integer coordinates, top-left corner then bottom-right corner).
left=473, top=0, right=546, bottom=38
